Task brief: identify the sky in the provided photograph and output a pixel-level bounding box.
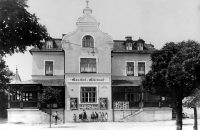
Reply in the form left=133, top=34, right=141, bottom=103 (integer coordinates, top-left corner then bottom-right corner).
left=4, top=0, right=200, bottom=81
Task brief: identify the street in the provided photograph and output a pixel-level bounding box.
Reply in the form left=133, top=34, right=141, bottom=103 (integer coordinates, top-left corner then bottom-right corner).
left=0, top=119, right=199, bottom=130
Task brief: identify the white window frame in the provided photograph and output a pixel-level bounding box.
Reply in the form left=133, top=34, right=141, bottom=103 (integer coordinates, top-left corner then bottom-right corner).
left=137, top=61, right=146, bottom=76
left=81, top=34, right=95, bottom=48
left=125, top=61, right=135, bottom=76
left=44, top=60, right=54, bottom=76
left=79, top=85, right=98, bottom=104
left=79, top=56, right=98, bottom=73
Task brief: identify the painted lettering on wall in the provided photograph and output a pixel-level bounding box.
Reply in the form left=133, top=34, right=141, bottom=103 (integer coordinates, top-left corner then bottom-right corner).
left=67, top=77, right=109, bottom=82
left=79, top=104, right=98, bottom=110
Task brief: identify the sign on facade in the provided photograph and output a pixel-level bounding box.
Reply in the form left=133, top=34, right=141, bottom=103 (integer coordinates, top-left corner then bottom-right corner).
left=67, top=77, right=109, bottom=82
left=114, top=101, right=129, bottom=109
left=99, top=98, right=108, bottom=110
left=70, top=98, right=78, bottom=110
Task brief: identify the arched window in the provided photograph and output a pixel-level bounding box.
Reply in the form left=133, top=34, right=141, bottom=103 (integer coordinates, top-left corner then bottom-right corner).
left=82, top=35, right=94, bottom=48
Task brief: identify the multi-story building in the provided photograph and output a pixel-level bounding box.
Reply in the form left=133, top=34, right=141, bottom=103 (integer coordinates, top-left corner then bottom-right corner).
left=7, top=2, right=172, bottom=123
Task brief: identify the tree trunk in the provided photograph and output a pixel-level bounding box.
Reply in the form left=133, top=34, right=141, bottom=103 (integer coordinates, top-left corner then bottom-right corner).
left=194, top=106, right=198, bottom=130
left=49, top=104, right=52, bottom=128
left=176, top=100, right=183, bottom=130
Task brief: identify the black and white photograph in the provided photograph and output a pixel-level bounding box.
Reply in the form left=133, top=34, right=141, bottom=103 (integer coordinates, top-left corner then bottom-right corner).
left=0, top=0, right=200, bottom=130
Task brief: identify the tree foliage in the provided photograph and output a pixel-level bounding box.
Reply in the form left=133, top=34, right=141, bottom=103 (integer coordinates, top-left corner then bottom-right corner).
left=143, top=40, right=200, bottom=99
left=0, top=0, right=50, bottom=56
left=40, top=87, right=61, bottom=105
left=0, top=57, right=13, bottom=91
left=142, top=40, right=200, bottom=130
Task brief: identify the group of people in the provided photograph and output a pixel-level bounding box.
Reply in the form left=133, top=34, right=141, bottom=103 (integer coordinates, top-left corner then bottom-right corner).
left=75, top=110, right=108, bottom=122
left=91, top=111, right=108, bottom=122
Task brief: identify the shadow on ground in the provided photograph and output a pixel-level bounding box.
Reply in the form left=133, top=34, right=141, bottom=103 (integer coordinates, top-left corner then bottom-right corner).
left=50, top=126, right=76, bottom=128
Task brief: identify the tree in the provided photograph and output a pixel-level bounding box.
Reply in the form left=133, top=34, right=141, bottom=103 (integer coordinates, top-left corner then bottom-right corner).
left=0, top=57, right=13, bottom=91
left=0, top=0, right=49, bottom=56
left=183, top=64, right=200, bottom=130
left=142, top=40, right=200, bottom=130
left=0, top=0, right=50, bottom=119
left=183, top=90, right=199, bottom=130
left=40, top=87, right=61, bottom=128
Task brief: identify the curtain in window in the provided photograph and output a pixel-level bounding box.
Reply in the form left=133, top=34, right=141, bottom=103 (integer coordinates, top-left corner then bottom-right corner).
left=45, top=61, right=53, bottom=76
left=127, top=62, right=134, bottom=76
left=138, top=62, right=145, bottom=76
left=80, top=58, right=96, bottom=73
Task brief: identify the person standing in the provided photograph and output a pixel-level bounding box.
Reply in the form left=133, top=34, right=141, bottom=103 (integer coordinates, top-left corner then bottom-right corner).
left=82, top=110, right=87, bottom=121
left=95, top=111, right=98, bottom=121
left=54, top=111, right=59, bottom=125
left=105, top=112, right=108, bottom=121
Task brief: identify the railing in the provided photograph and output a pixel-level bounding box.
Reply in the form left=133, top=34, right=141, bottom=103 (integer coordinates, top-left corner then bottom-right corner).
left=143, top=101, right=159, bottom=107
left=10, top=102, right=20, bottom=108
left=9, top=101, right=39, bottom=108
left=23, top=101, right=38, bottom=108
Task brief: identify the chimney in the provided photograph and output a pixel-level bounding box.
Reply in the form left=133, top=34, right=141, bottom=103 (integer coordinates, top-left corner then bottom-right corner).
left=62, top=34, right=66, bottom=38
left=125, top=36, right=132, bottom=41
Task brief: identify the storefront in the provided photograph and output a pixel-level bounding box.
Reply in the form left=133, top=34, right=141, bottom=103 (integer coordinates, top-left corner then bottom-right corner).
left=62, top=3, right=113, bottom=122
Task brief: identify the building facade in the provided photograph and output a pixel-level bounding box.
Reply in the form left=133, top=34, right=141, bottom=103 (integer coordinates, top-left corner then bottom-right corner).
left=7, top=2, right=172, bottom=123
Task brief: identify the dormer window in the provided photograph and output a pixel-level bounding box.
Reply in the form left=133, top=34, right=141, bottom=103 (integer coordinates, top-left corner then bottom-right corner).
left=82, top=35, right=94, bottom=48
left=137, top=43, right=143, bottom=50
left=46, top=41, right=53, bottom=49
left=137, top=39, right=145, bottom=51
left=126, top=43, right=133, bottom=50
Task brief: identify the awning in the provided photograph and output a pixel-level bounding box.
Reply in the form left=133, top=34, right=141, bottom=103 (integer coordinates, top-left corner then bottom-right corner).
left=33, top=79, right=65, bottom=86
left=112, top=80, right=141, bottom=86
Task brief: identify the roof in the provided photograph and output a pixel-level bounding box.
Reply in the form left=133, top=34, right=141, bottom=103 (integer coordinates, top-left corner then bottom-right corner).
left=9, top=80, right=41, bottom=85
left=33, top=79, right=65, bottom=86
left=10, top=68, right=21, bottom=84
left=112, top=38, right=156, bottom=53
left=29, top=39, right=64, bottom=54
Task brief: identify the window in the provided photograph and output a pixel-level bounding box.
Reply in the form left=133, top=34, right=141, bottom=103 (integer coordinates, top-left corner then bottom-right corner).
left=80, top=58, right=96, bottom=73
left=138, top=62, right=145, bottom=76
left=126, top=43, right=132, bottom=50
left=46, top=41, right=53, bottom=49
left=22, top=92, right=33, bottom=101
left=126, top=62, right=134, bottom=76
left=11, top=90, right=20, bottom=101
left=82, top=35, right=94, bottom=48
left=80, top=87, right=97, bottom=103
left=45, top=61, right=53, bottom=76
left=137, top=43, right=143, bottom=50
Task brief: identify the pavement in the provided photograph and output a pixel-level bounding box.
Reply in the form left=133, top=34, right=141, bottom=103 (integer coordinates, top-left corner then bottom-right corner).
left=0, top=119, right=199, bottom=130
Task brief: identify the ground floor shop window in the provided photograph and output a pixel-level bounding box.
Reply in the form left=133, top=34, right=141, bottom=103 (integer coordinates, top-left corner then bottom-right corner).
left=112, top=86, right=141, bottom=108
left=80, top=87, right=97, bottom=103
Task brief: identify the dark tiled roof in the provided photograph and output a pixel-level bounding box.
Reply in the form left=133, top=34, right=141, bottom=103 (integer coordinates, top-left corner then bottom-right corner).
left=30, top=39, right=63, bottom=53
left=112, top=39, right=156, bottom=53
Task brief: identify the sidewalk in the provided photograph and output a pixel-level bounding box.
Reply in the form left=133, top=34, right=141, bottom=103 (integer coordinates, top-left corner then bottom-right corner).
left=0, top=119, right=198, bottom=130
